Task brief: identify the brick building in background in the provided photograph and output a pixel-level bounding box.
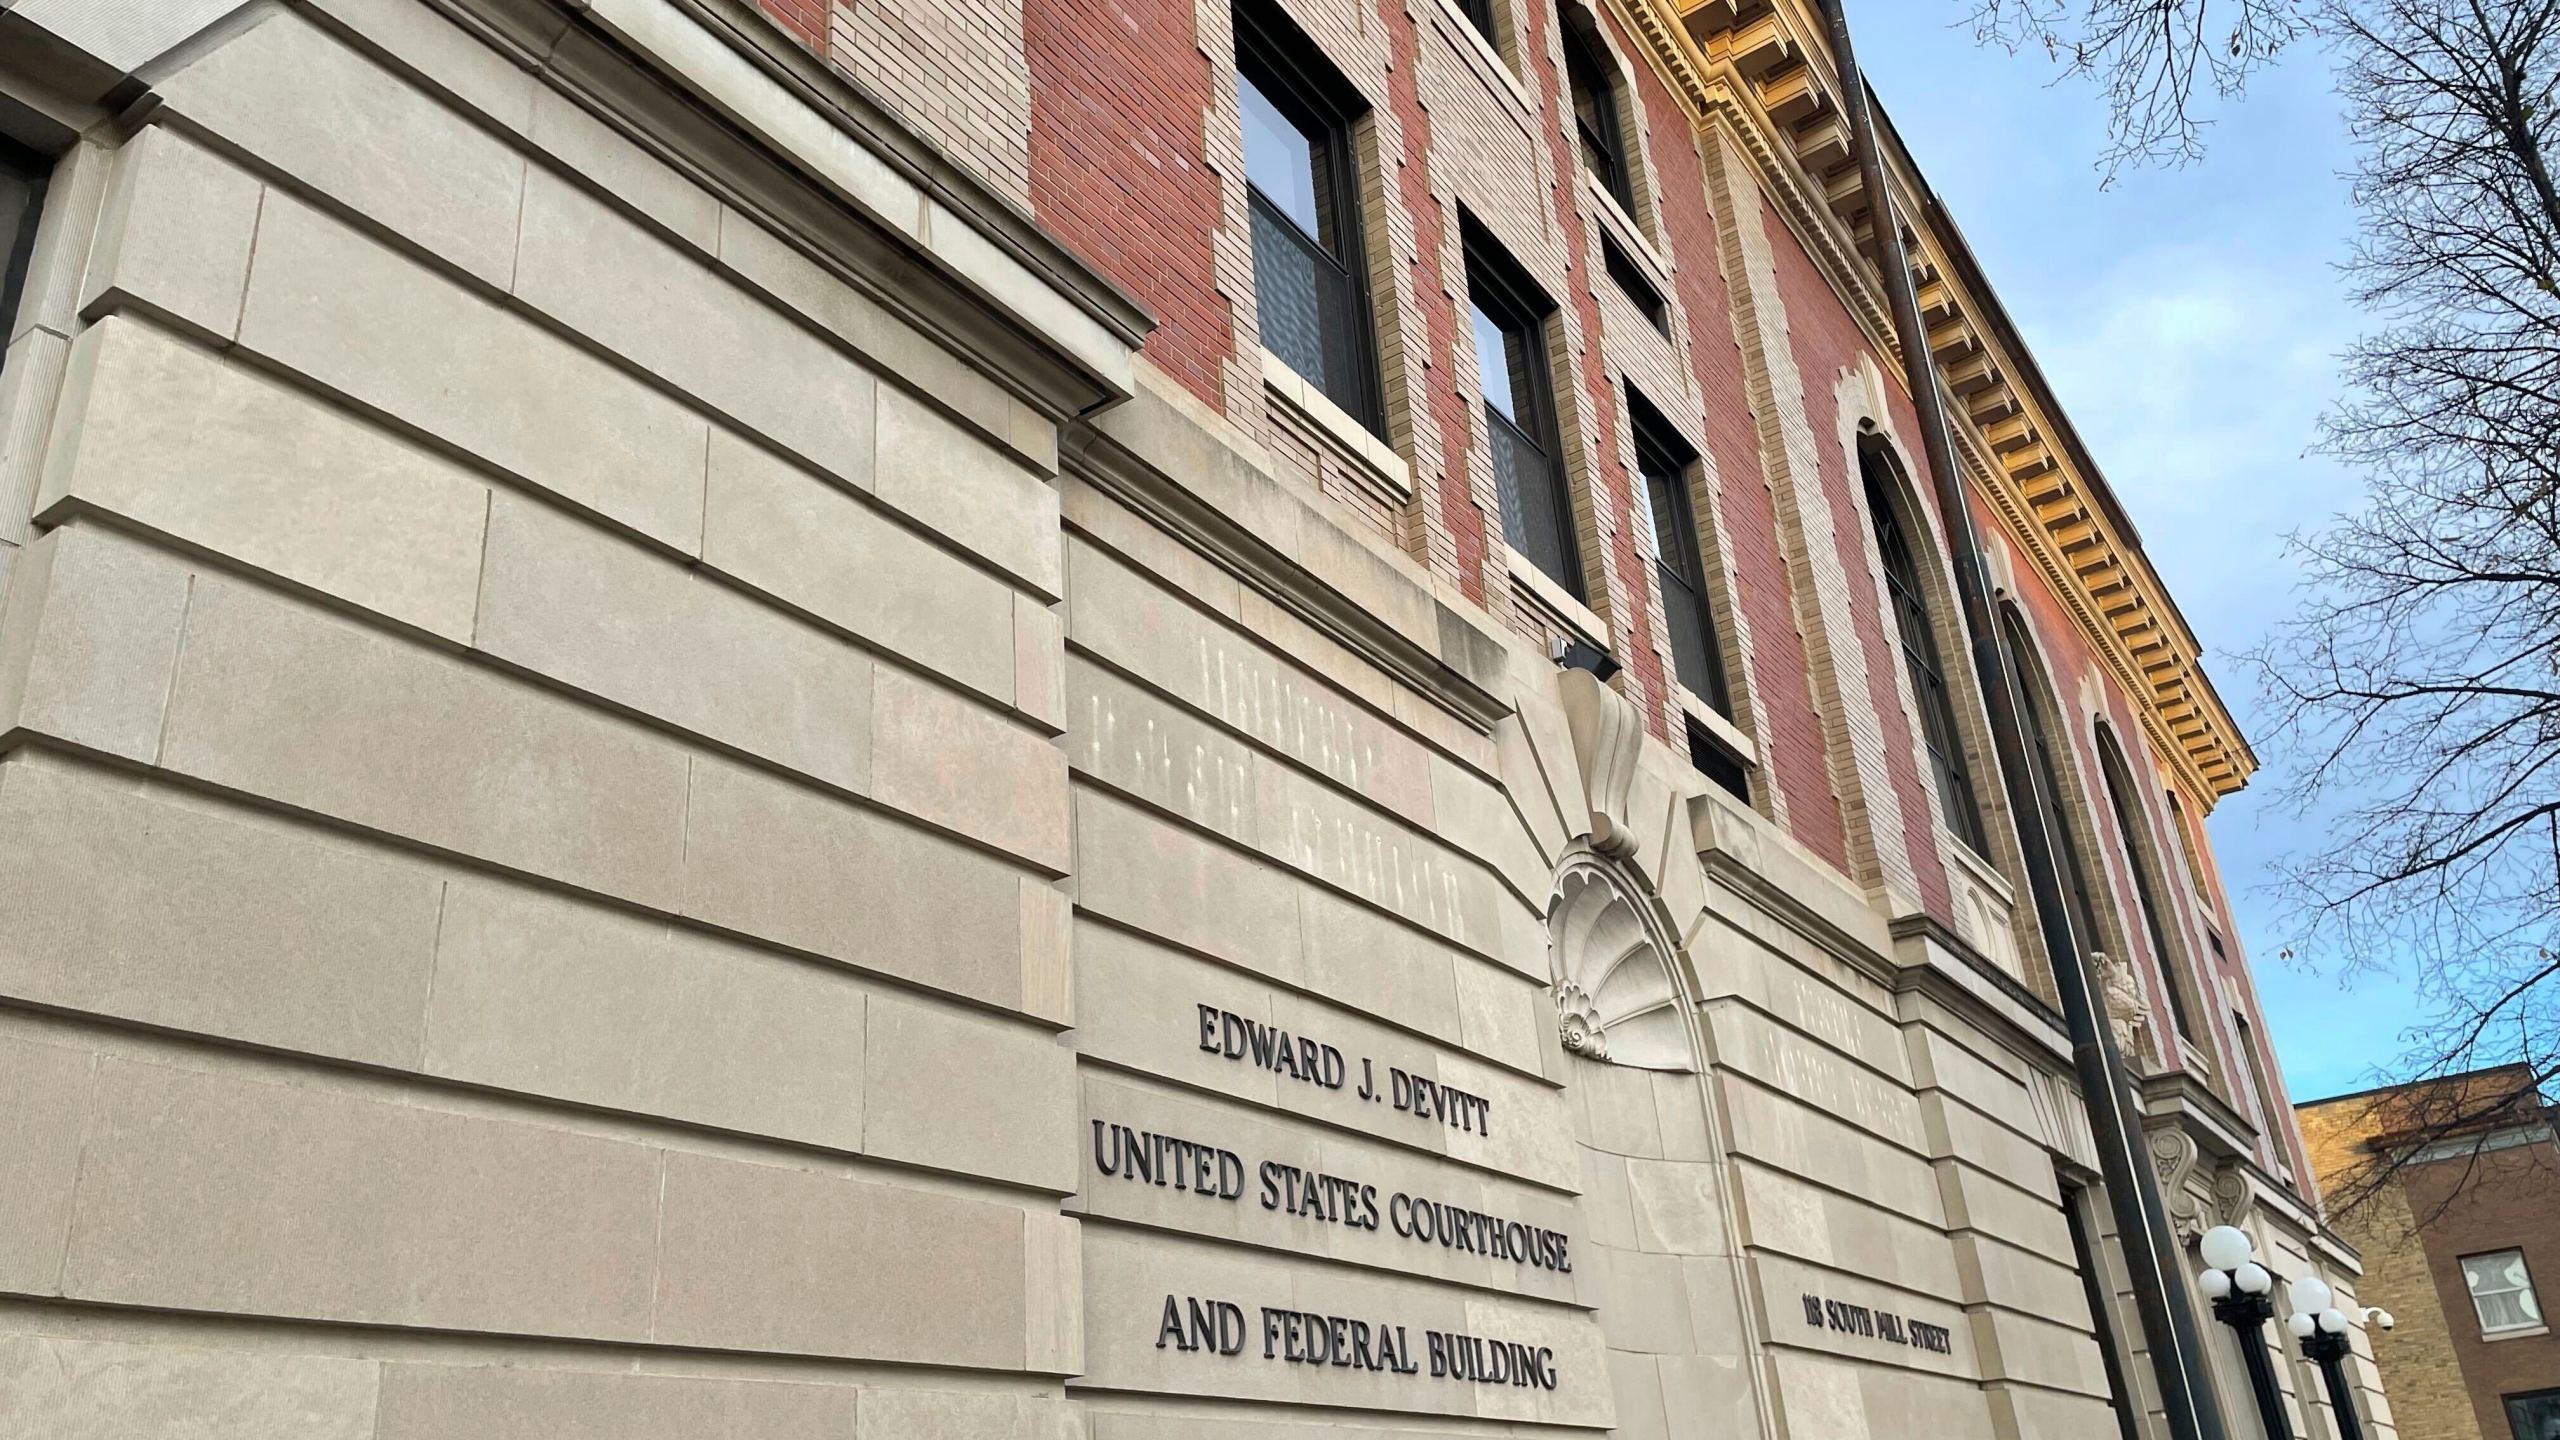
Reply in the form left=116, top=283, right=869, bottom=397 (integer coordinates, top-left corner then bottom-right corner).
left=2301, top=1070, right=2560, bottom=1440
left=0, top=0, right=2386, bottom=1438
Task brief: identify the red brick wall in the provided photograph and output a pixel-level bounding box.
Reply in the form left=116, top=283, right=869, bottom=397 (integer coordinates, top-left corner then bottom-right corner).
left=2401, top=1139, right=2560, bottom=1438
left=738, top=0, right=2280, bottom=1027
left=757, top=0, right=826, bottom=49
left=1995, top=532, right=2278, bottom=1121
left=1638, top=150, right=1842, bottom=860
left=1763, top=205, right=1951, bottom=915
left=1521, top=4, right=1665, bottom=735
left=1023, top=0, right=1234, bottom=413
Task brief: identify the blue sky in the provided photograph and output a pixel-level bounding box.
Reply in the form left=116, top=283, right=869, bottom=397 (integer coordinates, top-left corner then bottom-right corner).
left=1851, top=10, right=2411, bottom=1101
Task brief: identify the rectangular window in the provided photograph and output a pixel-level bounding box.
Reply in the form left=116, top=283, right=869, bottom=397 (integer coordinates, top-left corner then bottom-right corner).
left=1455, top=0, right=1499, bottom=50
left=1463, top=219, right=1579, bottom=597
left=1601, top=233, right=1666, bottom=335
left=1686, top=718, right=1749, bottom=803
left=2508, top=1387, right=2560, bottom=1440
left=1236, top=1, right=1382, bottom=434
left=1629, top=389, right=1728, bottom=714
left=2463, top=1250, right=2546, bottom=1335
left=0, top=140, right=49, bottom=377
left=1563, top=21, right=1632, bottom=210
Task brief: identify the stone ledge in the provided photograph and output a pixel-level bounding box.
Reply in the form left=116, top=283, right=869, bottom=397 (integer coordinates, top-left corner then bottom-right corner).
left=567, top=0, right=1145, bottom=397
left=1065, top=376, right=1513, bottom=737
left=1257, top=346, right=1411, bottom=502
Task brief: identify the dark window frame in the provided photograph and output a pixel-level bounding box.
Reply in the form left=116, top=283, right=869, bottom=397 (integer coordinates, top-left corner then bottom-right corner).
left=1686, top=717, right=1751, bottom=803
left=1563, top=17, right=1634, bottom=211
left=1600, top=232, right=1667, bottom=335
left=1865, top=448, right=1988, bottom=854
left=1235, top=0, right=1385, bottom=435
left=1454, top=0, right=1500, bottom=50
left=2229, top=1009, right=2290, bottom=1169
left=2095, top=724, right=2201, bottom=1043
left=2508, top=1385, right=2560, bottom=1440
left=1628, top=387, right=1729, bottom=716
left=2001, top=606, right=2108, bottom=970
left=2165, top=787, right=2216, bottom=913
left=1463, top=217, right=1581, bottom=600
left=0, top=138, right=50, bottom=373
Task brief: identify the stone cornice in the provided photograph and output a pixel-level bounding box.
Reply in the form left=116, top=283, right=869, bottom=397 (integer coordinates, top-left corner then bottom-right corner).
left=1916, top=205, right=2255, bottom=800
left=1606, top=0, right=1897, bottom=357
left=1612, top=0, right=2258, bottom=807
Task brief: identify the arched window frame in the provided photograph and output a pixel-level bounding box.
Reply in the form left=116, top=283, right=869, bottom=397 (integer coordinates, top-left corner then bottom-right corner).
left=1858, top=440, right=1989, bottom=856
left=2162, top=787, right=2217, bottom=916
left=1995, top=603, right=2129, bottom=985
left=2093, top=723, right=2211, bottom=1049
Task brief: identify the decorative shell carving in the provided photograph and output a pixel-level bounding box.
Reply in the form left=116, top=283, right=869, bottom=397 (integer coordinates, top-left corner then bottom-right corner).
left=1555, top=981, right=1608, bottom=1061
left=1547, top=866, right=1694, bottom=1072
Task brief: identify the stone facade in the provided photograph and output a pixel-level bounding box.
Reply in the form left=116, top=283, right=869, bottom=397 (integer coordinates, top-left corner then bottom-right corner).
left=2301, top=1072, right=2560, bottom=1440
left=0, top=1, right=2378, bottom=1438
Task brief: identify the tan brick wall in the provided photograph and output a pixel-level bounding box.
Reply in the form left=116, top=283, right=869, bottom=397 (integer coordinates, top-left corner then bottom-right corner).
left=2298, top=1091, right=2543, bottom=1440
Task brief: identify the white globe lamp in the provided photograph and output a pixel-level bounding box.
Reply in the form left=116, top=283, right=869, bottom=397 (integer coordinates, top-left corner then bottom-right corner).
left=2200, top=1226, right=2254, bottom=1272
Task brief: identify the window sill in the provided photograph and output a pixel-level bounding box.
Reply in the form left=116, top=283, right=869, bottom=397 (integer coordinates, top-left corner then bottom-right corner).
left=1582, top=170, right=1666, bottom=279
left=1259, top=348, right=1411, bottom=501
left=1676, top=686, right=1757, bottom=768
left=1943, top=831, right=2016, bottom=907
left=1430, top=0, right=1535, bottom=124
left=1508, top=545, right=1607, bottom=645
left=2176, top=1035, right=2216, bottom=1077
left=2484, top=1325, right=2550, bottom=1343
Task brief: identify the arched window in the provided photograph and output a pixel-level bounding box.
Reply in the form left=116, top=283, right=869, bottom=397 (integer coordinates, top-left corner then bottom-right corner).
left=2095, top=726, right=2201, bottom=1044
left=1998, top=607, right=2105, bottom=961
left=2163, top=788, right=2215, bottom=913
left=1864, top=449, right=1986, bottom=853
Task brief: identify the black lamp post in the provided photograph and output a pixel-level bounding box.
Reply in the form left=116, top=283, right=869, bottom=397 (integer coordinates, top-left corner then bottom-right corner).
left=2282, top=1276, right=2391, bottom=1440
left=2198, top=1225, right=2295, bottom=1440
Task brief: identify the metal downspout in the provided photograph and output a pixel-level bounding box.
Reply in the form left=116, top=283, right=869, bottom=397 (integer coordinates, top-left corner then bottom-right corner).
left=1807, top=6, right=2232, bottom=1437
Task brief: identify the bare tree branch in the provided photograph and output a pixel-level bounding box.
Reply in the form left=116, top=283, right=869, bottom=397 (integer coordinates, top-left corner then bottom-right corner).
left=2251, top=0, right=2560, bottom=1218
left=1963, top=0, right=2314, bottom=177
left=1958, top=0, right=2560, bottom=1216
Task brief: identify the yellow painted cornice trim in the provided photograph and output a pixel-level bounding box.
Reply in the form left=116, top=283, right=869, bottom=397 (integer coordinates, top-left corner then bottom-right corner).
left=1611, top=0, right=2257, bottom=806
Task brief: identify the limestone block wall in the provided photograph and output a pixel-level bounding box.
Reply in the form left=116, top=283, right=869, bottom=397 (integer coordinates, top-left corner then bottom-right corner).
left=1676, top=797, right=2129, bottom=1440
left=1056, top=390, right=1612, bottom=1430
left=0, top=0, right=1095, bottom=1429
